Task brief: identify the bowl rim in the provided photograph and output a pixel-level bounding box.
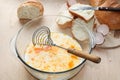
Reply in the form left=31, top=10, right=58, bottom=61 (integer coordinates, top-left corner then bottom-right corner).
left=15, top=15, right=93, bottom=74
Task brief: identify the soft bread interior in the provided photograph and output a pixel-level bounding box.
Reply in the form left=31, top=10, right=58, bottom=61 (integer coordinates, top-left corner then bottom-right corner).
left=69, top=3, right=94, bottom=21
left=56, top=10, right=73, bottom=24
left=17, top=0, right=44, bottom=20
left=56, top=10, right=73, bottom=28
left=71, top=18, right=95, bottom=41
left=18, top=4, right=42, bottom=19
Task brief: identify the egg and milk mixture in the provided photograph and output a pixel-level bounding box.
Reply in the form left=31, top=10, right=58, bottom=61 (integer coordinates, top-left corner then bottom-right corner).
left=25, top=32, right=82, bottom=72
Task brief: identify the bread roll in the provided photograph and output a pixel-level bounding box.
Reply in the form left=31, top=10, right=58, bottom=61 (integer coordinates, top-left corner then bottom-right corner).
left=17, top=0, right=44, bottom=20
left=69, top=3, right=95, bottom=22
left=91, top=0, right=120, bottom=30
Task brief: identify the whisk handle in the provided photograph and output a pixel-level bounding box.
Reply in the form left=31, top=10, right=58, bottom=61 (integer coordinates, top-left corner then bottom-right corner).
left=67, top=48, right=101, bottom=63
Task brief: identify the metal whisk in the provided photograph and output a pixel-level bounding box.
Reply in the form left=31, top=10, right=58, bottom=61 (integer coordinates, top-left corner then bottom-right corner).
left=32, top=26, right=53, bottom=46
left=32, top=26, right=101, bottom=63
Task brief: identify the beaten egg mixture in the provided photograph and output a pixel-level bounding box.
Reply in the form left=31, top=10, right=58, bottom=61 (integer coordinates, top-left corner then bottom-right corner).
left=25, top=32, right=82, bottom=72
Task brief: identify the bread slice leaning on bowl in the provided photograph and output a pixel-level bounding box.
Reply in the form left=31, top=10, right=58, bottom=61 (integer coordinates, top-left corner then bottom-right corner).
left=71, top=17, right=95, bottom=41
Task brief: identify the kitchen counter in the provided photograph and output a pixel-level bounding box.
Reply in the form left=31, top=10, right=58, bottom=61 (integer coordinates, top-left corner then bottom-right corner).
left=0, top=0, right=120, bottom=80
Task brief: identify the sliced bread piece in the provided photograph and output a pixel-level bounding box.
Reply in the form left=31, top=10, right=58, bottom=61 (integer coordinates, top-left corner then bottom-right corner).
left=71, top=17, right=95, bottom=41
left=69, top=3, right=94, bottom=22
left=56, top=10, right=74, bottom=29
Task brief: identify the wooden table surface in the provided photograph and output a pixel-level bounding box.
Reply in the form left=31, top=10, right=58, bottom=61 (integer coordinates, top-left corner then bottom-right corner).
left=0, top=0, right=120, bottom=80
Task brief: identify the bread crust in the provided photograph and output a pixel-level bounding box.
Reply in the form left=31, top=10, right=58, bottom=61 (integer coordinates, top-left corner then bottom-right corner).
left=24, top=0, right=44, bottom=12
left=90, top=0, right=105, bottom=6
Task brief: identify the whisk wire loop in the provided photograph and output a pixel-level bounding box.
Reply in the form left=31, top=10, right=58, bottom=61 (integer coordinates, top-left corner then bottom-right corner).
left=32, top=26, right=53, bottom=46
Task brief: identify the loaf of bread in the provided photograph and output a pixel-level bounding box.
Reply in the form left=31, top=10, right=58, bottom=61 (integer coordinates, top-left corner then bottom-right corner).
left=17, top=0, right=44, bottom=20
left=90, top=0, right=120, bottom=30
left=90, top=0, right=106, bottom=6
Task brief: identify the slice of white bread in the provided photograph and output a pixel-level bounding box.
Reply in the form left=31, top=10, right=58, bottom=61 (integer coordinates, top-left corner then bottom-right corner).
left=56, top=10, right=74, bottom=28
left=71, top=17, right=95, bottom=41
left=17, top=0, right=44, bottom=20
left=69, top=3, right=94, bottom=22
